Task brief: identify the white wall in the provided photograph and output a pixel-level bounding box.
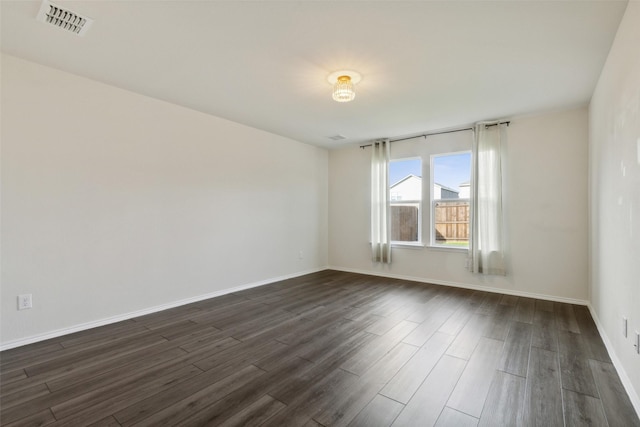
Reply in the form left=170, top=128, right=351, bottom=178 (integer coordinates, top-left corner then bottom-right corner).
left=0, top=54, right=328, bottom=347
left=459, top=183, right=470, bottom=199
left=589, top=1, right=640, bottom=408
left=391, top=175, right=421, bottom=201
left=433, top=183, right=459, bottom=200
left=329, top=107, right=589, bottom=302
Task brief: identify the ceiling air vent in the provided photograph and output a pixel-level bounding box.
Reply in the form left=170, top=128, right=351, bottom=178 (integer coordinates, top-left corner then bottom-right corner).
left=36, top=0, right=93, bottom=36
left=328, top=135, right=347, bottom=141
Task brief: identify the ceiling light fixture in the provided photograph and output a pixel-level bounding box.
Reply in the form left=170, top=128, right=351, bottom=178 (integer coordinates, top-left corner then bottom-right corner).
left=333, top=75, right=355, bottom=102
left=328, top=70, right=361, bottom=103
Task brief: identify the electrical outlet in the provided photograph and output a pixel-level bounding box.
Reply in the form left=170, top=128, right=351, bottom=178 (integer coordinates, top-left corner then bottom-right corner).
left=18, top=294, right=32, bottom=310
left=298, top=250, right=303, bottom=259
left=635, top=332, right=640, bottom=355
left=623, top=317, right=628, bottom=337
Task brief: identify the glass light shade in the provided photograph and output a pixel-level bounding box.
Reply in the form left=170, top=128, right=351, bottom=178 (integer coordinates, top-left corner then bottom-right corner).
left=333, top=75, right=356, bottom=102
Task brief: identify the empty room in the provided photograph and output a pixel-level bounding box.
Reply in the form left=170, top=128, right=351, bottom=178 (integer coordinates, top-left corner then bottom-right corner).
left=1, top=1, right=639, bottom=426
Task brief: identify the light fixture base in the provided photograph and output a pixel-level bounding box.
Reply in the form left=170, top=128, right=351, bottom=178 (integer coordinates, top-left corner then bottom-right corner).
left=327, top=70, right=362, bottom=85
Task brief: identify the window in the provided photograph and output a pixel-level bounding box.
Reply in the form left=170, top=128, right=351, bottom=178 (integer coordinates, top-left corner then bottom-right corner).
left=389, top=158, right=422, bottom=243
left=431, top=152, right=471, bottom=248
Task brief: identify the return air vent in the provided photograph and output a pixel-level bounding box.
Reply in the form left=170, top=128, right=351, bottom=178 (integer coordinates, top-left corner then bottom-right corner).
left=328, top=134, right=347, bottom=141
left=36, top=0, right=93, bottom=36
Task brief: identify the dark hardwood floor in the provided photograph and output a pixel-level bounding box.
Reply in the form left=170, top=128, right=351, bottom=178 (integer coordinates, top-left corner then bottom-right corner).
left=1, top=270, right=638, bottom=426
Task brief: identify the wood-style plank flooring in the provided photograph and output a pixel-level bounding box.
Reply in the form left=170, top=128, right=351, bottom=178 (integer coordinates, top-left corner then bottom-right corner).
left=1, top=270, right=639, bottom=426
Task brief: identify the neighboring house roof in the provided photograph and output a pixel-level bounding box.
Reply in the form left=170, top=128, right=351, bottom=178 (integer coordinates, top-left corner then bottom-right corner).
left=390, top=174, right=459, bottom=194
left=390, top=174, right=421, bottom=189
left=435, top=183, right=459, bottom=194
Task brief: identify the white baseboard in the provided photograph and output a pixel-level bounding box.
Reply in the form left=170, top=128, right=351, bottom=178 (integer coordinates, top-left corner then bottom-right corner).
left=0, top=267, right=328, bottom=351
left=328, top=266, right=589, bottom=306
left=587, top=305, right=640, bottom=418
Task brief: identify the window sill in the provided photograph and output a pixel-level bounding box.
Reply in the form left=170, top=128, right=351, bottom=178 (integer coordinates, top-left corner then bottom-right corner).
left=391, top=242, right=424, bottom=249
left=426, top=245, right=468, bottom=253
left=380, top=242, right=469, bottom=253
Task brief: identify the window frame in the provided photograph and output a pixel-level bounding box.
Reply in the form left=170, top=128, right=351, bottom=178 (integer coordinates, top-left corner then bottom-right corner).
left=429, top=150, right=472, bottom=250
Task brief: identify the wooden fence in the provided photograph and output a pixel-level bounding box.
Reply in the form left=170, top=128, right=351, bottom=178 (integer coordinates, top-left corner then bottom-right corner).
left=390, top=200, right=470, bottom=243
left=390, top=205, right=419, bottom=242
left=434, top=200, right=469, bottom=243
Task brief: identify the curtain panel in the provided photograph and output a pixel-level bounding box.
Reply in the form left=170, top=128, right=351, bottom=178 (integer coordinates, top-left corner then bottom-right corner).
left=469, top=122, right=507, bottom=275
left=371, top=139, right=391, bottom=263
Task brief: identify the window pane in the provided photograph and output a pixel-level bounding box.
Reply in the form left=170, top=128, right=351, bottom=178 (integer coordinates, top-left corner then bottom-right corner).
left=432, top=152, right=471, bottom=247
left=391, top=205, right=419, bottom=241
left=389, top=159, right=421, bottom=243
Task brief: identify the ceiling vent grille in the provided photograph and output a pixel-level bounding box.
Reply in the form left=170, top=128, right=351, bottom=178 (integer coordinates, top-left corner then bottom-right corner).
left=328, top=135, right=347, bottom=141
left=36, top=0, right=93, bottom=36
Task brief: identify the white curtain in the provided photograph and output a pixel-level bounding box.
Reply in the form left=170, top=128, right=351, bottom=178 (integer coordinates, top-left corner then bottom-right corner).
left=371, top=139, right=391, bottom=263
left=469, top=122, right=506, bottom=275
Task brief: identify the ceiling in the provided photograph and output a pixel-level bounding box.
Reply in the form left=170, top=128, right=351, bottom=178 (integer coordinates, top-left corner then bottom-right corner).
left=1, top=1, right=628, bottom=148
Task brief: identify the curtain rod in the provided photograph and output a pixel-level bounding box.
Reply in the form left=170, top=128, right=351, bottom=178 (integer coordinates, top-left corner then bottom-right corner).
left=359, top=120, right=510, bottom=149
